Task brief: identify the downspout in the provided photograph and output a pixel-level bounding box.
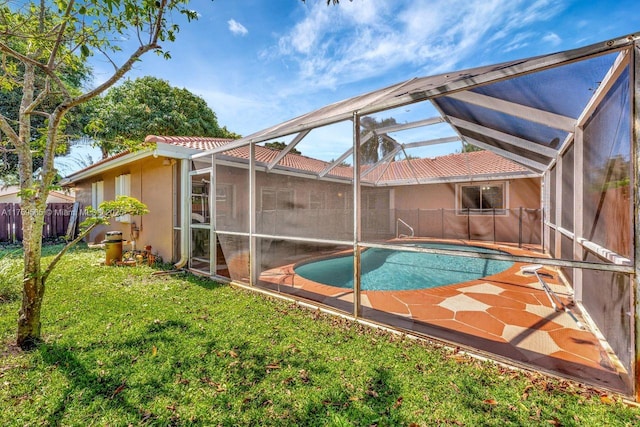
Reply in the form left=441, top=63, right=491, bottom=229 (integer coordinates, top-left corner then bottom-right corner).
left=174, top=158, right=190, bottom=269
left=632, top=40, right=640, bottom=402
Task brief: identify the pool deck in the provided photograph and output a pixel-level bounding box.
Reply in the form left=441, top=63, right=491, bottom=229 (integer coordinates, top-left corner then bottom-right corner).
left=257, top=239, right=630, bottom=395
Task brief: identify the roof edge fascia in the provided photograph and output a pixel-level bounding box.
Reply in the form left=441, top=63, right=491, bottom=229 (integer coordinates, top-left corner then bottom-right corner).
left=61, top=143, right=199, bottom=185
left=60, top=149, right=153, bottom=185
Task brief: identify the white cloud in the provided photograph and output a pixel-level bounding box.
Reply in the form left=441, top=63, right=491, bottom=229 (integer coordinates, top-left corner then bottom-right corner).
left=542, top=32, right=562, bottom=46
left=228, top=19, right=248, bottom=36
left=269, top=0, right=568, bottom=93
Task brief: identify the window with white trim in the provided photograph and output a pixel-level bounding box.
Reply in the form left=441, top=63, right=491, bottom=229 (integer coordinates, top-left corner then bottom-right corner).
left=115, top=174, right=131, bottom=222
left=91, top=180, right=104, bottom=210
left=457, top=182, right=507, bottom=215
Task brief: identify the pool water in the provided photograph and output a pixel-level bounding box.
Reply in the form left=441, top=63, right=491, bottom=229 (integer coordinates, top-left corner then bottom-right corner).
left=293, top=243, right=514, bottom=291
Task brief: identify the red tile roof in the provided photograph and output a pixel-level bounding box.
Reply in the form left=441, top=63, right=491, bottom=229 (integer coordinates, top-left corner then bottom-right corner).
left=368, top=151, right=529, bottom=183
left=219, top=145, right=353, bottom=179
left=64, top=136, right=236, bottom=179
left=144, top=135, right=234, bottom=151
left=65, top=135, right=532, bottom=184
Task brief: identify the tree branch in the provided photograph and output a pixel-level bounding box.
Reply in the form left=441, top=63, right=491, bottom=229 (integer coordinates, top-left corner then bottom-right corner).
left=0, top=42, right=42, bottom=71
left=42, top=221, right=97, bottom=281
left=24, top=78, right=50, bottom=115
left=63, top=0, right=169, bottom=110
left=150, top=0, right=168, bottom=47
left=46, top=0, right=75, bottom=69
left=67, top=43, right=159, bottom=109
left=0, top=113, right=20, bottom=146
left=94, top=44, right=119, bottom=71
left=30, top=110, right=51, bottom=119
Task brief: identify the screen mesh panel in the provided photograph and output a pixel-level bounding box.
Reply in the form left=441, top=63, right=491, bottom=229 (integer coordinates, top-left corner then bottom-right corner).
left=582, top=70, right=632, bottom=260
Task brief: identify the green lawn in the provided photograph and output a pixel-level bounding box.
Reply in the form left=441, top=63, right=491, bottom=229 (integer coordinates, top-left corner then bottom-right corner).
left=0, top=245, right=638, bottom=426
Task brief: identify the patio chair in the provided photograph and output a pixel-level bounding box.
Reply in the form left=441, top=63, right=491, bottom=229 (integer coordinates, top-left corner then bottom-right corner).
left=520, top=264, right=584, bottom=329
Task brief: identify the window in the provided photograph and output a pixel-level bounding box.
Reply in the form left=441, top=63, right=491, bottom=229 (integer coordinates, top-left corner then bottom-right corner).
left=115, top=174, right=131, bottom=223
left=457, top=182, right=506, bottom=214
left=91, top=181, right=104, bottom=210
left=309, top=192, right=326, bottom=210
left=261, top=188, right=294, bottom=211
left=261, top=188, right=276, bottom=211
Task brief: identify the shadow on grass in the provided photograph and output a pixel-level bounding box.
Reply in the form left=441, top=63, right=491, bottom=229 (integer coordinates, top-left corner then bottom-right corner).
left=39, top=343, right=140, bottom=425
left=38, top=318, right=199, bottom=425
left=179, top=273, right=226, bottom=290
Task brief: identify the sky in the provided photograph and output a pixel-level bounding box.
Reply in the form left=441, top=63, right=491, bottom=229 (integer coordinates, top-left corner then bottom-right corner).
left=57, top=0, right=640, bottom=174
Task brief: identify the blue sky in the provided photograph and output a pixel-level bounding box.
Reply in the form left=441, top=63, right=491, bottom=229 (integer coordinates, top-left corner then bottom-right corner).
left=58, top=0, right=640, bottom=173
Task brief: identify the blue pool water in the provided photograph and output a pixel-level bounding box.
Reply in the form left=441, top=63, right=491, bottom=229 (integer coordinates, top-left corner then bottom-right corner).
left=294, top=243, right=514, bottom=291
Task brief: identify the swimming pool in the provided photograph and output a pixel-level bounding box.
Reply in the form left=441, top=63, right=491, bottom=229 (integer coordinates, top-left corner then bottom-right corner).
left=293, top=243, right=514, bottom=291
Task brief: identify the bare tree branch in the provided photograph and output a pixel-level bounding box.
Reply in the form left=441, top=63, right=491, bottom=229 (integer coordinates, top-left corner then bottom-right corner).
left=66, top=0, right=169, bottom=109
left=24, top=78, right=50, bottom=115
left=0, top=114, right=20, bottom=146
left=42, top=221, right=96, bottom=281
left=46, top=0, right=76, bottom=69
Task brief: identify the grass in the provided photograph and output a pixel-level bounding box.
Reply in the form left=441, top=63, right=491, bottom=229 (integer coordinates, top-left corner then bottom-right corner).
left=0, top=244, right=638, bottom=426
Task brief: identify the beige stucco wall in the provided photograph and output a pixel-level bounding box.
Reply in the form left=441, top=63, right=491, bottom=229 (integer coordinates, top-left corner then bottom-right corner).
left=391, top=177, right=542, bottom=243
left=73, top=156, right=176, bottom=263
left=392, top=177, right=541, bottom=211
left=394, top=182, right=456, bottom=210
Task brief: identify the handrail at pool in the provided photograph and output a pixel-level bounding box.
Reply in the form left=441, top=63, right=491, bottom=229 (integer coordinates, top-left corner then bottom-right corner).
left=396, top=218, right=415, bottom=238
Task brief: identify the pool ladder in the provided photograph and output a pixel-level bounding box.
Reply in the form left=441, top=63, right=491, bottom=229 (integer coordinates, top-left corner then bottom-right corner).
left=396, top=218, right=415, bottom=238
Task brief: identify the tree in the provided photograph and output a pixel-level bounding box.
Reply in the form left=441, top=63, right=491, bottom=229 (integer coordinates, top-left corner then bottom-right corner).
left=84, top=76, right=241, bottom=158
left=360, top=116, right=398, bottom=164
left=0, top=0, right=196, bottom=349
left=460, top=142, right=484, bottom=153
left=0, top=36, right=91, bottom=180
left=264, top=140, right=301, bottom=155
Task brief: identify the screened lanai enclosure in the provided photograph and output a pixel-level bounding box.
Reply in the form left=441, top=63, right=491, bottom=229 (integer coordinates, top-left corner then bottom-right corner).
left=187, top=34, right=640, bottom=398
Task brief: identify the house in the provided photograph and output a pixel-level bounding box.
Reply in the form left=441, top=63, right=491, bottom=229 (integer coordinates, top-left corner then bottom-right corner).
left=60, top=136, right=234, bottom=264
left=0, top=185, right=76, bottom=243
left=185, top=143, right=541, bottom=279
left=0, top=185, right=75, bottom=203
left=62, top=136, right=538, bottom=268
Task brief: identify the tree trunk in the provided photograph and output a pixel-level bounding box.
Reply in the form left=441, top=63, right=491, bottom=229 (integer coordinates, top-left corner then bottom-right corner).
left=17, top=195, right=47, bottom=350
left=17, top=276, right=45, bottom=349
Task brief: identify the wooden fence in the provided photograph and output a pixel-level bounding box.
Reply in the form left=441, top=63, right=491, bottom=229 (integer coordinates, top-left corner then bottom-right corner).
left=0, top=202, right=79, bottom=243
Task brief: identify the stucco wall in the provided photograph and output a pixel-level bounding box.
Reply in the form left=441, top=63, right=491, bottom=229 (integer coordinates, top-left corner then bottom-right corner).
left=215, top=165, right=541, bottom=244
left=73, top=156, right=176, bottom=263
left=391, top=177, right=541, bottom=243
left=392, top=177, right=541, bottom=211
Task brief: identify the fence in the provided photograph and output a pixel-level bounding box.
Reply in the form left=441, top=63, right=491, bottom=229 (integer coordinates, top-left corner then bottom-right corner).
left=253, top=207, right=541, bottom=246
left=392, top=208, right=541, bottom=246
left=0, top=202, right=79, bottom=243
